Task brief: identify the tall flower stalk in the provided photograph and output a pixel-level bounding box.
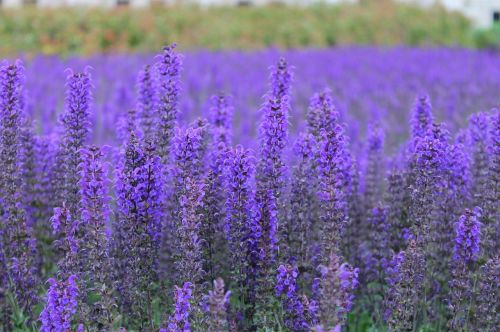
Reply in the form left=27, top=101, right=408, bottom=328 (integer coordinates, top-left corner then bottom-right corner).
left=167, top=127, right=205, bottom=299
left=0, top=61, right=38, bottom=316
left=113, top=132, right=159, bottom=328
left=55, top=68, right=92, bottom=216
left=155, top=44, right=182, bottom=165
left=137, top=64, right=158, bottom=141
left=448, top=207, right=481, bottom=331
left=285, top=134, right=318, bottom=274
left=223, top=146, right=261, bottom=327
left=78, top=146, right=116, bottom=328
left=475, top=256, right=499, bottom=332
left=384, top=238, right=425, bottom=332
left=254, top=58, right=292, bottom=328
left=160, top=282, right=193, bottom=332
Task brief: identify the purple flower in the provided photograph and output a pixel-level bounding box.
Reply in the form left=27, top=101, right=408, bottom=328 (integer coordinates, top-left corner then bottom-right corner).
left=113, top=132, right=160, bottom=324
left=78, top=145, right=116, bottom=326
left=475, top=256, right=499, bottom=332
left=410, top=95, right=433, bottom=141
left=363, top=123, right=385, bottom=212
left=167, top=127, right=206, bottom=288
left=163, top=282, right=193, bottom=332
left=363, top=205, right=391, bottom=307
left=448, top=207, right=482, bottom=331
left=209, top=93, right=233, bottom=146
left=453, top=207, right=481, bottom=264
left=256, top=57, right=291, bottom=201
left=201, top=142, right=228, bottom=282
left=223, top=146, right=261, bottom=325
left=384, top=238, right=425, bottom=331
left=155, top=44, right=182, bottom=163
left=315, top=253, right=358, bottom=330
left=307, top=88, right=337, bottom=140
left=317, top=122, right=351, bottom=258
left=254, top=59, right=293, bottom=328
left=410, top=125, right=450, bottom=243
left=56, top=68, right=92, bottom=216
left=0, top=60, right=38, bottom=313
left=482, top=109, right=499, bottom=256
left=285, top=133, right=318, bottom=265
left=276, top=264, right=309, bottom=331
left=137, top=64, right=158, bottom=141
left=39, top=275, right=79, bottom=332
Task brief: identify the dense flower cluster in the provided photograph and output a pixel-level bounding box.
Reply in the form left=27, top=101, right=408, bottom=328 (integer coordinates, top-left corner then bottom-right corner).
left=39, top=275, right=79, bottom=332
left=0, top=47, right=498, bottom=331
left=161, top=282, right=193, bottom=332
left=276, top=263, right=309, bottom=331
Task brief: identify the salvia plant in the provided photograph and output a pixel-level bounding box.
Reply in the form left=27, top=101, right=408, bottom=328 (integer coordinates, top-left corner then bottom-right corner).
left=0, top=46, right=498, bottom=332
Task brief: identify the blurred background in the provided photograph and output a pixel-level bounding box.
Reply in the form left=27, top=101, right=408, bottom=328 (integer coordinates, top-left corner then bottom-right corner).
left=1, top=0, right=500, bottom=56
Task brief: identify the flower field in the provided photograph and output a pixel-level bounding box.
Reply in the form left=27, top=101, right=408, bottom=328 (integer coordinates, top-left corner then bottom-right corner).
left=0, top=46, right=498, bottom=331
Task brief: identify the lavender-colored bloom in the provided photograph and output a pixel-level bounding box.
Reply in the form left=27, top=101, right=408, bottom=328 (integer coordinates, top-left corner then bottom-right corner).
left=385, top=169, right=410, bottom=252
left=285, top=133, right=318, bottom=267
left=448, top=138, right=471, bottom=209
left=163, top=282, right=193, bottom=332
left=256, top=57, right=291, bottom=210
left=223, top=146, right=261, bottom=325
left=39, top=275, right=79, bottom=332
left=254, top=58, right=292, bottom=327
left=410, top=125, right=449, bottom=242
left=410, top=95, right=433, bottom=141
left=448, top=207, right=482, bottom=331
left=475, top=256, right=499, bottom=332
left=363, top=205, right=391, bottom=312
left=51, top=205, right=80, bottom=277
left=137, top=64, right=158, bottom=141
left=201, top=143, right=228, bottom=281
left=190, top=117, right=210, bottom=176
left=276, top=264, right=309, bottom=331
left=175, top=176, right=205, bottom=287
left=363, top=124, right=385, bottom=212
left=414, top=124, right=457, bottom=297
left=160, top=126, right=203, bottom=287
left=315, top=253, right=358, bottom=330
left=113, top=132, right=159, bottom=325
left=79, top=146, right=110, bottom=243
left=204, top=278, right=231, bottom=332
left=468, top=112, right=490, bottom=207
left=78, top=145, right=115, bottom=327
left=307, top=88, right=336, bottom=141
left=309, top=91, right=353, bottom=261
left=317, top=123, right=351, bottom=258
left=167, top=127, right=205, bottom=290
left=19, top=124, right=37, bottom=227
left=56, top=68, right=92, bottom=216
left=155, top=44, right=182, bottom=164
left=32, top=135, right=57, bottom=224
left=483, top=109, right=499, bottom=256
left=384, top=239, right=425, bottom=332
left=171, top=126, right=205, bottom=183
left=209, top=94, right=233, bottom=146
left=224, top=147, right=258, bottom=281
left=453, top=207, right=481, bottom=265
left=0, top=60, right=38, bottom=314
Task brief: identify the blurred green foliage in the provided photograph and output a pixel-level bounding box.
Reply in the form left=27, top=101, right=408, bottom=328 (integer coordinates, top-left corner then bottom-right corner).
left=0, top=0, right=496, bottom=56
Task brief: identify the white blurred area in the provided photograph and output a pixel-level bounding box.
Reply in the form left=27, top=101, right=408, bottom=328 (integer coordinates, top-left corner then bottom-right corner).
left=1, top=0, right=499, bottom=27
